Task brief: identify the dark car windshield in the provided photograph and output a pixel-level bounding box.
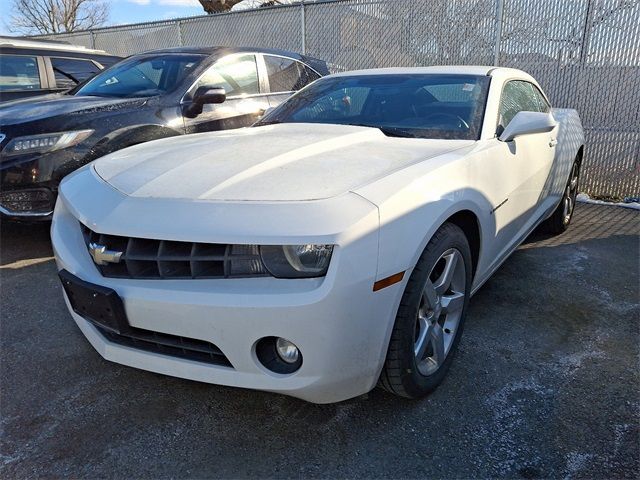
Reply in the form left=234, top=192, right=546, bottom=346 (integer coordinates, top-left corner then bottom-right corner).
left=74, top=54, right=205, bottom=98
left=257, top=74, right=491, bottom=140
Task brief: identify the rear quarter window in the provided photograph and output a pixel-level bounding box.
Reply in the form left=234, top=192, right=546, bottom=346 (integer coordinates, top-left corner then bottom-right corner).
left=0, top=55, right=41, bottom=91
left=50, top=57, right=101, bottom=89
left=264, top=55, right=320, bottom=93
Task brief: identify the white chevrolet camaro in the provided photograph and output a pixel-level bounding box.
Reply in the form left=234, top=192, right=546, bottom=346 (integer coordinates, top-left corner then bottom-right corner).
left=52, top=66, right=584, bottom=403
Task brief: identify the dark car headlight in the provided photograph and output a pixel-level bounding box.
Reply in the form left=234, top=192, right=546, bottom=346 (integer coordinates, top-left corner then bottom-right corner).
left=260, top=244, right=334, bottom=278
left=2, top=130, right=93, bottom=156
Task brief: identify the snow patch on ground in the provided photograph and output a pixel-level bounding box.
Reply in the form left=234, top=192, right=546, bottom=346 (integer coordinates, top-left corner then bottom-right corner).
left=551, top=330, right=608, bottom=377
left=613, top=424, right=633, bottom=456
left=585, top=282, right=639, bottom=315
left=474, top=379, right=552, bottom=475
left=472, top=325, right=614, bottom=477
left=543, top=246, right=589, bottom=275
left=577, top=193, right=640, bottom=210
left=564, top=452, right=595, bottom=479
left=566, top=247, right=589, bottom=273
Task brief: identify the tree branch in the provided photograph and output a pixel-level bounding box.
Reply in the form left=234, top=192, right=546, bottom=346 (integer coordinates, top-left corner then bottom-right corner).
left=8, top=0, right=110, bottom=34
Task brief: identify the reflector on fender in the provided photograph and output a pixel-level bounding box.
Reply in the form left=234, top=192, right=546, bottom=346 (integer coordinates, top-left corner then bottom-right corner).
left=373, top=271, right=405, bottom=292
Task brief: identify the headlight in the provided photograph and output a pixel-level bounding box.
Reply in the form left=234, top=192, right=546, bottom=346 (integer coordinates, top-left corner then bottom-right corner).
left=260, top=244, right=334, bottom=278
left=2, top=130, right=94, bottom=156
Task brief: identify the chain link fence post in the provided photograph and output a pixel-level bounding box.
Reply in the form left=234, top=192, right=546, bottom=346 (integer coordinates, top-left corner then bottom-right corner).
left=300, top=1, right=307, bottom=55
left=177, top=19, right=184, bottom=47
left=494, top=0, right=504, bottom=66
left=579, top=0, right=593, bottom=64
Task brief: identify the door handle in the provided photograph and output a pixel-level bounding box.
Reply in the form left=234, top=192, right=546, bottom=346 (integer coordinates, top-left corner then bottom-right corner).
left=549, top=138, right=558, bottom=148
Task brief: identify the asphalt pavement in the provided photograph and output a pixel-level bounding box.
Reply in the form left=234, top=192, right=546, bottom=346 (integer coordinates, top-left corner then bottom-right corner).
left=1, top=203, right=638, bottom=479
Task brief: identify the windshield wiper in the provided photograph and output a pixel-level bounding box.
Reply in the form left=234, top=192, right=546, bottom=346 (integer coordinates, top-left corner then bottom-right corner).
left=377, top=126, right=419, bottom=138
left=254, top=119, right=282, bottom=126
left=347, top=123, right=418, bottom=138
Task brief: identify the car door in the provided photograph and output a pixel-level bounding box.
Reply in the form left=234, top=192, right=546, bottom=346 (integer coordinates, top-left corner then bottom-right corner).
left=499, top=81, right=556, bottom=219
left=262, top=54, right=321, bottom=108
left=480, top=80, right=557, bottom=268
left=182, top=53, right=270, bottom=134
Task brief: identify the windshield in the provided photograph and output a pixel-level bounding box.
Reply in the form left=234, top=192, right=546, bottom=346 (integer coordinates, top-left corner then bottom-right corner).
left=75, top=54, right=205, bottom=98
left=257, top=74, right=491, bottom=140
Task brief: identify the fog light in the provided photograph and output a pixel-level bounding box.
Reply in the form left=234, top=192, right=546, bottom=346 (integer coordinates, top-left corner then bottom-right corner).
left=255, top=336, right=303, bottom=374
left=276, top=338, right=299, bottom=364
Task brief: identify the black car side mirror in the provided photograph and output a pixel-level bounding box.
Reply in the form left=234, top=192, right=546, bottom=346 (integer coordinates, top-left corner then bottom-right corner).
left=184, top=86, right=226, bottom=118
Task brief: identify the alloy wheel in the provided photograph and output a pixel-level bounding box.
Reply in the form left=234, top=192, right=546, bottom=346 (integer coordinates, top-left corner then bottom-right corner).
left=414, top=248, right=466, bottom=376
left=563, top=163, right=580, bottom=225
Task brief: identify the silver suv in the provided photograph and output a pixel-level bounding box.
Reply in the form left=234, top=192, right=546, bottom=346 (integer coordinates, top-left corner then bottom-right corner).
left=0, top=37, right=121, bottom=102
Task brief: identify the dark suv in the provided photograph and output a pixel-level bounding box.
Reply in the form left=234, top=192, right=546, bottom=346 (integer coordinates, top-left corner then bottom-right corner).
left=0, top=37, right=121, bottom=102
left=0, top=46, right=328, bottom=220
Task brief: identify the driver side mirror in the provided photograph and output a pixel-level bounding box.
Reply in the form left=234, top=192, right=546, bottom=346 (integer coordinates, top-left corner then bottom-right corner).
left=184, top=86, right=226, bottom=118
left=498, top=111, right=557, bottom=142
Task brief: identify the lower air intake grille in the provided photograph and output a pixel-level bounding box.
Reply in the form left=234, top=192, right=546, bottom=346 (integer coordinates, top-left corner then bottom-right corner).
left=80, top=223, right=269, bottom=279
left=0, top=188, right=53, bottom=214
left=93, top=323, right=233, bottom=368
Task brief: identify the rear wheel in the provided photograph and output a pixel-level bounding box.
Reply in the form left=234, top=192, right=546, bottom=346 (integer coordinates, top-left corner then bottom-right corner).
left=379, top=222, right=472, bottom=399
left=541, top=157, right=581, bottom=235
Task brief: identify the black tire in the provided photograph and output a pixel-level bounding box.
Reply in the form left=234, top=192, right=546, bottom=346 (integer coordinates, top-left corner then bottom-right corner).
left=379, top=222, right=472, bottom=399
left=541, top=157, right=581, bottom=235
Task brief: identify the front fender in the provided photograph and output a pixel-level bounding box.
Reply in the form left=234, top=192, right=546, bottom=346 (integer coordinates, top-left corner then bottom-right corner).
left=354, top=151, right=494, bottom=290
left=375, top=191, right=491, bottom=286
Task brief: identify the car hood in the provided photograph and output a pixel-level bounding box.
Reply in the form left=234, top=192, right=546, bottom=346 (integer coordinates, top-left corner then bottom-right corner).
left=93, top=123, right=475, bottom=202
left=0, top=94, right=148, bottom=125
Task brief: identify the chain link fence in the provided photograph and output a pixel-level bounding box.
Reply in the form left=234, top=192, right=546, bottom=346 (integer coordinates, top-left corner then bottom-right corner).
left=37, top=0, right=640, bottom=198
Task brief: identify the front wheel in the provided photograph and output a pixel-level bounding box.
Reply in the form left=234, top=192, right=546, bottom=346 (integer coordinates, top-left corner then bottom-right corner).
left=379, top=222, right=472, bottom=399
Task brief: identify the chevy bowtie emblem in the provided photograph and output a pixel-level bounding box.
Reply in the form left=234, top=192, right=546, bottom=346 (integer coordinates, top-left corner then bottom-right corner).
left=88, top=242, right=123, bottom=265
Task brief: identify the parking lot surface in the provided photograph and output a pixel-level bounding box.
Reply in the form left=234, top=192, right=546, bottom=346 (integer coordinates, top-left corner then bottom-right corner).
left=1, top=203, right=638, bottom=479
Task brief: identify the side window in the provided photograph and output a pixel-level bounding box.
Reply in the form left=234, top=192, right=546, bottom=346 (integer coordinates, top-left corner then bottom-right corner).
left=194, top=54, right=259, bottom=97
left=51, top=57, right=101, bottom=88
left=531, top=85, right=551, bottom=113
left=498, top=80, right=547, bottom=132
left=0, top=55, right=41, bottom=91
left=299, top=64, right=321, bottom=88
left=96, top=57, right=120, bottom=68
left=264, top=55, right=316, bottom=92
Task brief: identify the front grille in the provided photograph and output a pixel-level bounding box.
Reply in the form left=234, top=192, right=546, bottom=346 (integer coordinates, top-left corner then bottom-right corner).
left=80, top=224, right=269, bottom=279
left=93, top=322, right=233, bottom=368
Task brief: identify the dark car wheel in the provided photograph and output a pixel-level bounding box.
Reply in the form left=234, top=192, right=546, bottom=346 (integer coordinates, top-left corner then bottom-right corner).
left=541, top=156, right=581, bottom=235
left=379, top=222, right=472, bottom=399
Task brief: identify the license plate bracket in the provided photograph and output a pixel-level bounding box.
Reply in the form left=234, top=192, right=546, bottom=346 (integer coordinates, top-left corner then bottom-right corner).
left=59, top=269, right=130, bottom=334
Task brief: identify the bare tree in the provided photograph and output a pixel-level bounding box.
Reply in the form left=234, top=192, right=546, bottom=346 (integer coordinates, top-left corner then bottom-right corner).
left=8, top=0, right=110, bottom=35
left=197, top=0, right=244, bottom=14
left=197, top=0, right=292, bottom=15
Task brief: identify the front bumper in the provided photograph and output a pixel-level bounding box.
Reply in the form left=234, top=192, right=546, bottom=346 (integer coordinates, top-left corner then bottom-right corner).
left=0, top=147, right=89, bottom=219
left=51, top=170, right=407, bottom=403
